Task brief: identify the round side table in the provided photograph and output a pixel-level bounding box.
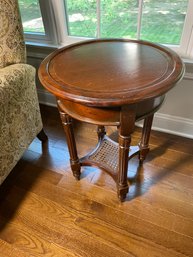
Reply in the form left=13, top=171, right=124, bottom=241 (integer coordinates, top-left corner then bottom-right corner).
left=39, top=39, right=184, bottom=201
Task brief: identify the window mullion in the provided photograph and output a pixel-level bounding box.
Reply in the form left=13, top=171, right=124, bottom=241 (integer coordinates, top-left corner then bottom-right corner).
left=50, top=0, right=68, bottom=44
left=187, top=26, right=193, bottom=58
left=179, top=0, right=193, bottom=58
left=137, top=0, right=143, bottom=40
left=38, top=0, right=59, bottom=45
left=96, top=0, right=101, bottom=38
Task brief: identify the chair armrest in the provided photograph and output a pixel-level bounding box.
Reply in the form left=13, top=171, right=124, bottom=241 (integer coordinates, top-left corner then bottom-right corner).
left=0, top=63, right=36, bottom=105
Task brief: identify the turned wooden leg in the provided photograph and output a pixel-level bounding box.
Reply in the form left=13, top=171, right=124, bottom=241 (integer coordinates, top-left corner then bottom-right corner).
left=58, top=105, right=81, bottom=180
left=117, top=106, right=136, bottom=202
left=37, top=129, right=48, bottom=142
left=139, top=114, right=154, bottom=164
left=97, top=125, right=106, bottom=140
left=118, top=134, right=131, bottom=201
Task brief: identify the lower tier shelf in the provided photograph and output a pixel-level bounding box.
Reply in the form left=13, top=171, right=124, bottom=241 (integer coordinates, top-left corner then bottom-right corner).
left=80, top=135, right=140, bottom=180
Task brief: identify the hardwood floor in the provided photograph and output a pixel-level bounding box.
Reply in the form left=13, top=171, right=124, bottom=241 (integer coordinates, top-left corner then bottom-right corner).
left=0, top=104, right=193, bottom=257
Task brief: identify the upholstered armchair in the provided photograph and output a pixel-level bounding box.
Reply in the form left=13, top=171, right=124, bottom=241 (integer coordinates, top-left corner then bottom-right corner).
left=0, top=0, right=47, bottom=185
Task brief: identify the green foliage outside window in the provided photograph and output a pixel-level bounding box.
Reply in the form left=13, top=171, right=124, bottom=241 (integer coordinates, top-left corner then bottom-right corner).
left=66, top=0, right=188, bottom=45
left=18, top=0, right=44, bottom=33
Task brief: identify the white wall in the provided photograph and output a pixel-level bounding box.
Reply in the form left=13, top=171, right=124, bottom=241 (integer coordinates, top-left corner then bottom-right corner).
left=159, top=79, right=193, bottom=120
left=149, top=78, right=193, bottom=139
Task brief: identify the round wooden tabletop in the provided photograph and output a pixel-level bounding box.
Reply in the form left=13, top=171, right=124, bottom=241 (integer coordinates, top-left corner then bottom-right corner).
left=39, top=39, right=184, bottom=107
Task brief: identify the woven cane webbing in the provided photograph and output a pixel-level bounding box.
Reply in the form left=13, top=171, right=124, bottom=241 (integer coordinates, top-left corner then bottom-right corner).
left=88, top=139, right=119, bottom=172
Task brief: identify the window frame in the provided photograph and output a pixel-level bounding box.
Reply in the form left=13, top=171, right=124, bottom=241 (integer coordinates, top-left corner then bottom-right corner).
left=22, top=0, right=193, bottom=59
left=23, top=0, right=59, bottom=46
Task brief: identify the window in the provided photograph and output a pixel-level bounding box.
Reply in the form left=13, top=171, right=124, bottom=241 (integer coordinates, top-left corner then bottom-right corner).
left=18, top=0, right=59, bottom=45
left=65, top=0, right=188, bottom=45
left=140, top=0, right=188, bottom=45
left=65, top=0, right=97, bottom=38
left=18, top=0, right=193, bottom=59
left=18, top=0, right=44, bottom=33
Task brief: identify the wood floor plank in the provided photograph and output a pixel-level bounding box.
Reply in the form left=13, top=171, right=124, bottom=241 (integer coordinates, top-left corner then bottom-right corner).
left=0, top=219, right=79, bottom=257
left=57, top=168, right=193, bottom=241
left=0, top=238, right=30, bottom=257
left=0, top=189, right=133, bottom=257
left=76, top=156, right=193, bottom=205
left=58, top=170, right=193, bottom=231
left=56, top=159, right=193, bottom=213
left=1, top=185, right=187, bottom=257
left=14, top=172, right=193, bottom=256
left=0, top=105, right=193, bottom=257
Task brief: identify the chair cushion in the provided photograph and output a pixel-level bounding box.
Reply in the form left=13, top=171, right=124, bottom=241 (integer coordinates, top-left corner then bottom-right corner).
left=0, top=0, right=26, bottom=68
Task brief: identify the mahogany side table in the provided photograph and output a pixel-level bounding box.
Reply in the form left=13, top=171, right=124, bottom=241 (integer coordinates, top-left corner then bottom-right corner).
left=38, top=39, right=184, bottom=201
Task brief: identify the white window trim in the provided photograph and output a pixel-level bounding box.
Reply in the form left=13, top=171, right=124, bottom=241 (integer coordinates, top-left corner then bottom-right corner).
left=178, top=0, right=193, bottom=58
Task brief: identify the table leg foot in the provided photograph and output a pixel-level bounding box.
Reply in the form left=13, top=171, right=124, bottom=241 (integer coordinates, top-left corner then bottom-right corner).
left=71, top=159, right=81, bottom=180
left=139, top=148, right=149, bottom=164
left=117, top=185, right=128, bottom=202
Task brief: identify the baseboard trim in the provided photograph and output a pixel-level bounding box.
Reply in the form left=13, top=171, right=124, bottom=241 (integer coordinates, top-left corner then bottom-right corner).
left=136, top=113, right=193, bottom=139
left=38, top=89, right=193, bottom=139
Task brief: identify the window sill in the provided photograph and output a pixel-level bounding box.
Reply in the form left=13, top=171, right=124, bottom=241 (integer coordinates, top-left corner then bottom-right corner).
left=183, top=59, right=193, bottom=80
left=26, top=42, right=58, bottom=59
